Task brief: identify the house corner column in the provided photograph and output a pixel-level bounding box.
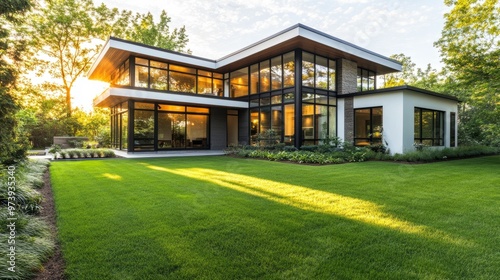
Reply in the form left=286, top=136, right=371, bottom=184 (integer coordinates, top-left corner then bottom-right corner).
left=337, top=58, right=357, bottom=143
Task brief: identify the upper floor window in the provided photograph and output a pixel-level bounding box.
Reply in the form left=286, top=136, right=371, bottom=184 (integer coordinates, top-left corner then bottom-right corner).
left=249, top=52, right=296, bottom=95
left=111, top=59, right=130, bottom=86
left=357, top=68, right=376, bottom=91
left=301, top=52, right=336, bottom=91
left=230, top=67, right=249, bottom=98
left=129, top=57, right=223, bottom=96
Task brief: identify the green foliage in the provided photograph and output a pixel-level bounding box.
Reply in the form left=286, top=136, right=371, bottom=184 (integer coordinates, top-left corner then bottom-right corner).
left=19, top=0, right=191, bottom=118
left=434, top=0, right=500, bottom=146
left=0, top=0, right=32, bottom=165
left=392, top=145, right=499, bottom=162
left=0, top=212, right=54, bottom=279
left=121, top=10, right=190, bottom=53
left=0, top=158, right=54, bottom=279
left=49, top=156, right=500, bottom=279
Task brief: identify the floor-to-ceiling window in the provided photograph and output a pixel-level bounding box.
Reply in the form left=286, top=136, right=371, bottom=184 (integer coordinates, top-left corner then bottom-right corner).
left=300, top=51, right=337, bottom=145
left=110, top=101, right=129, bottom=150
left=354, top=107, right=383, bottom=146
left=133, top=102, right=155, bottom=151
left=248, top=51, right=296, bottom=145
left=156, top=105, right=209, bottom=149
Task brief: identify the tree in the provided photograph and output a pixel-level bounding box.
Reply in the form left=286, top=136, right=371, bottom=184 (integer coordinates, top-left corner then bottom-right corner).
left=434, top=0, right=500, bottom=146
left=122, top=10, right=189, bottom=52
left=382, top=54, right=417, bottom=87
left=22, top=0, right=190, bottom=117
left=0, top=0, right=32, bottom=164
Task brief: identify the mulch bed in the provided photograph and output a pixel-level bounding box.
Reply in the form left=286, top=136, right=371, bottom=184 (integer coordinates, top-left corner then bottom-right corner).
left=34, top=170, right=66, bottom=280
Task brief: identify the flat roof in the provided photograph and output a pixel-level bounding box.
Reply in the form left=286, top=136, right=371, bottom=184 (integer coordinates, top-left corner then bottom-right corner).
left=88, top=24, right=402, bottom=82
left=338, top=85, right=460, bottom=102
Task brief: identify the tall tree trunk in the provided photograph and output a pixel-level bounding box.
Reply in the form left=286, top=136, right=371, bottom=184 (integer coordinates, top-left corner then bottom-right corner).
left=66, top=88, right=71, bottom=117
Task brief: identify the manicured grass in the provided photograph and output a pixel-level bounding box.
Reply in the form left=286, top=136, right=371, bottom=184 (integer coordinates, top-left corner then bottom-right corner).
left=50, top=156, right=500, bottom=279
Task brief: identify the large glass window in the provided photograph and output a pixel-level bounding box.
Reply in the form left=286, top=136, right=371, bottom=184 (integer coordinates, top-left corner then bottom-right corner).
left=328, top=60, right=336, bottom=91
left=156, top=105, right=209, bottom=149
left=250, top=64, right=259, bottom=94
left=283, top=52, right=295, bottom=88
left=315, top=56, right=328, bottom=89
left=354, top=107, right=383, bottom=146
left=357, top=68, right=376, bottom=92
left=132, top=57, right=223, bottom=96
left=414, top=108, right=444, bottom=146
left=150, top=68, right=168, bottom=90
left=121, top=112, right=128, bottom=150
left=134, top=109, right=155, bottom=150
left=111, top=59, right=130, bottom=86
left=230, top=67, right=249, bottom=97
left=197, top=76, right=212, bottom=95
left=135, top=65, right=149, bottom=88
left=259, top=61, right=270, bottom=92
left=250, top=109, right=259, bottom=145
left=450, top=112, right=456, bottom=147
left=302, top=52, right=315, bottom=87
left=302, top=52, right=336, bottom=91
left=169, top=71, right=196, bottom=93
left=271, top=106, right=283, bottom=138
left=187, top=115, right=208, bottom=148
left=271, top=56, right=282, bottom=90
left=284, top=104, right=295, bottom=145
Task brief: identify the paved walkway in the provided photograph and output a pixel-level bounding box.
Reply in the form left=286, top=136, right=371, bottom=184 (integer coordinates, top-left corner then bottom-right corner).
left=113, top=150, right=226, bottom=158
left=28, top=149, right=226, bottom=160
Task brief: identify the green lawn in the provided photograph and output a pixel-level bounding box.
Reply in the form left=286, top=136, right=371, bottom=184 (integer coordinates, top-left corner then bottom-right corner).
left=50, top=156, right=500, bottom=279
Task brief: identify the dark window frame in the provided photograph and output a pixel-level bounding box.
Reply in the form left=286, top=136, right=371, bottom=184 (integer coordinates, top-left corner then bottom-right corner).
left=414, top=107, right=445, bottom=146
left=354, top=106, right=383, bottom=146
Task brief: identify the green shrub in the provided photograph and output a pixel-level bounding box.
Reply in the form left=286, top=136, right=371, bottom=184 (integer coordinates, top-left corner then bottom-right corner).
left=283, top=146, right=298, bottom=152
left=0, top=212, right=54, bottom=279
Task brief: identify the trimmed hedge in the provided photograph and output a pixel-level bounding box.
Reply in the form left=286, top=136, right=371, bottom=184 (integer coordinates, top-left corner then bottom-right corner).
left=226, top=145, right=500, bottom=165
left=56, top=149, right=115, bottom=160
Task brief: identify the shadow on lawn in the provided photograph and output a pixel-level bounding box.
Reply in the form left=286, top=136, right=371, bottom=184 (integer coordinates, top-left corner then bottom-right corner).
left=144, top=164, right=473, bottom=247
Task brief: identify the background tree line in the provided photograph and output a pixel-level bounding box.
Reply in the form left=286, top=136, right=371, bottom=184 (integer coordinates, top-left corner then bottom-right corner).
left=383, top=0, right=499, bottom=147
left=0, top=0, right=189, bottom=164
left=1, top=0, right=498, bottom=165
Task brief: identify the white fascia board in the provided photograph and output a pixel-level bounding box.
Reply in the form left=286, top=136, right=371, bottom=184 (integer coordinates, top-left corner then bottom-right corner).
left=110, top=40, right=217, bottom=69
left=215, top=27, right=300, bottom=68
left=298, top=28, right=402, bottom=71
left=93, top=88, right=111, bottom=106
left=88, top=39, right=111, bottom=77
left=108, top=88, right=248, bottom=108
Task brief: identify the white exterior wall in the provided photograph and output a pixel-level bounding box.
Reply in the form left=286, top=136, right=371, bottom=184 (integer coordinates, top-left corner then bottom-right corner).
left=344, top=89, right=458, bottom=154
left=353, top=92, right=406, bottom=154
left=401, top=90, right=458, bottom=153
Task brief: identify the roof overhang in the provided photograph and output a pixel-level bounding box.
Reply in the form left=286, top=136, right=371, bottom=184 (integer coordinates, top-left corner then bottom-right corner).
left=88, top=24, right=402, bottom=83
left=93, top=87, right=249, bottom=108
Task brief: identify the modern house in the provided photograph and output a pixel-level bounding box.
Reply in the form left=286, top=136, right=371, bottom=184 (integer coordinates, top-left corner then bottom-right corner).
left=88, top=24, right=458, bottom=154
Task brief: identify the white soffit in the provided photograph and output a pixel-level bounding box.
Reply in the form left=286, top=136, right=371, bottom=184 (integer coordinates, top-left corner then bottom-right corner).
left=297, top=26, right=402, bottom=71
left=100, top=88, right=249, bottom=108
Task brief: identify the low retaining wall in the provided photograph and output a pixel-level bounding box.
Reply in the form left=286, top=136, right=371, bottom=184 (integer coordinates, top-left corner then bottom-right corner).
left=53, top=137, right=89, bottom=149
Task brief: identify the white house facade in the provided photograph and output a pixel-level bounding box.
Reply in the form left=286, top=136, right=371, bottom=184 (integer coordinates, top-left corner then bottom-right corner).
left=87, top=24, right=458, bottom=154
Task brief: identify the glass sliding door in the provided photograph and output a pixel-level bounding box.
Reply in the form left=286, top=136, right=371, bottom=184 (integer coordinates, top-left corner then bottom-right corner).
left=187, top=115, right=208, bottom=148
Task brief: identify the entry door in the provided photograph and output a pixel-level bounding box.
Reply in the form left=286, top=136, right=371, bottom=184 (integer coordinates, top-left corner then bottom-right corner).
left=227, top=115, right=239, bottom=146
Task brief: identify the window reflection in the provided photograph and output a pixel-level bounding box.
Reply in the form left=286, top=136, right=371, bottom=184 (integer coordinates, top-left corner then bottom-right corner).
left=230, top=67, right=249, bottom=97
left=354, top=107, right=383, bottom=146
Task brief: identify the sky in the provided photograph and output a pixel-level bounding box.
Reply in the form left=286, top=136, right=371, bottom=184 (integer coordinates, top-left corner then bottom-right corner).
left=75, top=0, right=450, bottom=110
